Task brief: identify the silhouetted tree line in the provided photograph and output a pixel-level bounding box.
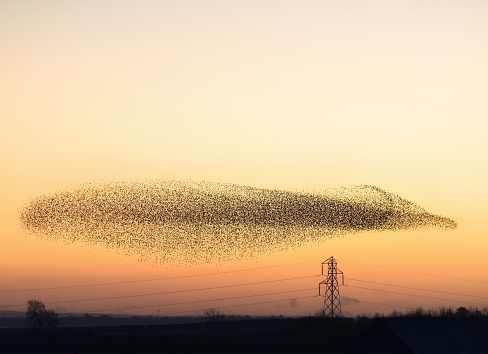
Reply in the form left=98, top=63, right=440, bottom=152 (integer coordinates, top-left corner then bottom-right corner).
left=385, top=306, right=487, bottom=320
left=379, top=306, right=488, bottom=336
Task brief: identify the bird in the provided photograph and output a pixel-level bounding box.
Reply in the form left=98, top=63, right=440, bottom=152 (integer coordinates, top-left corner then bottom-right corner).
left=20, top=180, right=457, bottom=264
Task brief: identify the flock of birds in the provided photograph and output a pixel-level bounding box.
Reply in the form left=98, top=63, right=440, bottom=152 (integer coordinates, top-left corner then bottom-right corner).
left=20, top=180, right=457, bottom=263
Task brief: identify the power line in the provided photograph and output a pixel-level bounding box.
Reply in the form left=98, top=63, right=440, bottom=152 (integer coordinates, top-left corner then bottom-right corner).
left=346, top=285, right=488, bottom=306
left=53, top=297, right=412, bottom=326
left=4, top=258, right=485, bottom=294
left=347, top=278, right=488, bottom=299
left=5, top=258, right=486, bottom=318
left=9, top=275, right=320, bottom=308
left=348, top=299, right=411, bottom=310
left=339, top=259, right=488, bottom=284
left=7, top=272, right=486, bottom=314
left=1, top=260, right=322, bottom=293
left=157, top=295, right=319, bottom=317
left=89, top=287, right=316, bottom=313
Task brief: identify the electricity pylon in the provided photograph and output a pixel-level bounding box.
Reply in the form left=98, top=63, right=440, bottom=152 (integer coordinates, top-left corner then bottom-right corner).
left=319, top=256, right=344, bottom=317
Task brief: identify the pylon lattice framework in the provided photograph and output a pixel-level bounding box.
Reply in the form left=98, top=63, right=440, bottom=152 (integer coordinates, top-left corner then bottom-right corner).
left=319, top=256, right=344, bottom=318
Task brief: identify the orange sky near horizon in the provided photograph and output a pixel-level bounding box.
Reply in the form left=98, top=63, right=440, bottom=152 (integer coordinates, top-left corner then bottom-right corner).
left=1, top=0, right=487, bottom=317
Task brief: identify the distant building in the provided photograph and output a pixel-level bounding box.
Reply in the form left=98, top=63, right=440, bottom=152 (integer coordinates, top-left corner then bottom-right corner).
left=350, top=320, right=487, bottom=353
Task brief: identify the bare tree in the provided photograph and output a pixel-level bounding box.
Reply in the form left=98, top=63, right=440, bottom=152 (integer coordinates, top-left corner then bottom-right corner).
left=203, top=308, right=226, bottom=323
left=26, top=299, right=59, bottom=328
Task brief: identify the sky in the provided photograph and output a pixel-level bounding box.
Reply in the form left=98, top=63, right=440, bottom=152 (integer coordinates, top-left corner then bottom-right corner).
left=1, top=0, right=487, bottom=317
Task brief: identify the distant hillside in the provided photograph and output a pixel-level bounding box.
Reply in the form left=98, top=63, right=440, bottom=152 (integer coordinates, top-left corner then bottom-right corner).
left=0, top=310, right=25, bottom=318
left=0, top=310, right=253, bottom=328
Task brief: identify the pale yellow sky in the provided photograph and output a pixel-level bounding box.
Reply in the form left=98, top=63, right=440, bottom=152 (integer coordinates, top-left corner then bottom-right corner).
left=1, top=0, right=487, bottom=316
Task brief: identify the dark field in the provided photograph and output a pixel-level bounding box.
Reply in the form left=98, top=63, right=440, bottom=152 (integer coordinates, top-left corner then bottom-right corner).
left=1, top=313, right=486, bottom=353
left=2, top=317, right=367, bottom=353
